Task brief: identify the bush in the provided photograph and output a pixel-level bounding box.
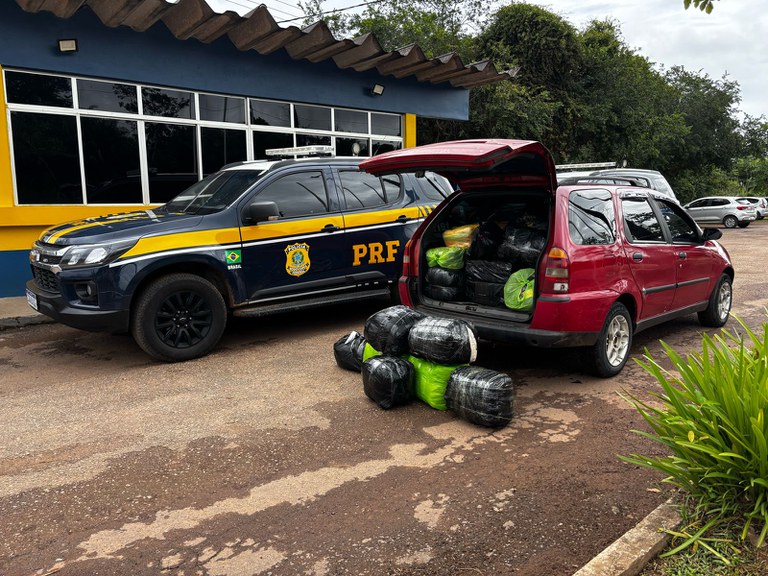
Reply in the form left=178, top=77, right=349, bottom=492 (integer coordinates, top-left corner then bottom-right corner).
left=622, top=318, right=768, bottom=550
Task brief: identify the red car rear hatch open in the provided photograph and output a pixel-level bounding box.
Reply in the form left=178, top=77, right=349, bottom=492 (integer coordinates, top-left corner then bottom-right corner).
left=359, top=139, right=557, bottom=191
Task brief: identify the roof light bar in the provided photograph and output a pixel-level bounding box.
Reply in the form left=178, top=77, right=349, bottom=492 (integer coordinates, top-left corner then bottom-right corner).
left=555, top=161, right=616, bottom=171
left=265, top=145, right=334, bottom=158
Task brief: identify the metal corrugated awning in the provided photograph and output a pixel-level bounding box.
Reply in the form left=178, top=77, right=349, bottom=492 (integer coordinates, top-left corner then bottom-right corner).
left=14, top=0, right=517, bottom=89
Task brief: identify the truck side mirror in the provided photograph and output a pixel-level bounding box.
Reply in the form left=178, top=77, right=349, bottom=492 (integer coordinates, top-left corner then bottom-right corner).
left=243, top=200, right=280, bottom=224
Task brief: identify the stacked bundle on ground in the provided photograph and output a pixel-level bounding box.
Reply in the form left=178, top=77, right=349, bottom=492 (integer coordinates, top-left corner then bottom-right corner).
left=362, top=356, right=414, bottom=410
left=331, top=305, right=516, bottom=427
left=333, top=331, right=367, bottom=372
left=445, top=366, right=516, bottom=428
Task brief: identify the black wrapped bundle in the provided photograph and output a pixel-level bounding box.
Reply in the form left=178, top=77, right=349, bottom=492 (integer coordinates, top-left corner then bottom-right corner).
left=364, top=305, right=426, bottom=356
left=445, top=366, right=515, bottom=428
left=465, top=279, right=505, bottom=307
left=333, top=331, right=367, bottom=372
left=408, top=317, right=478, bottom=365
left=426, top=266, right=464, bottom=287
left=362, top=356, right=415, bottom=409
left=469, top=221, right=504, bottom=259
left=497, top=228, right=547, bottom=266
left=424, top=284, right=462, bottom=301
left=464, top=260, right=514, bottom=283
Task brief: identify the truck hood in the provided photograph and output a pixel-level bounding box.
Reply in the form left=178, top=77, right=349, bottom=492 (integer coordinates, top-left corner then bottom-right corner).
left=39, top=210, right=203, bottom=246
left=359, top=139, right=557, bottom=191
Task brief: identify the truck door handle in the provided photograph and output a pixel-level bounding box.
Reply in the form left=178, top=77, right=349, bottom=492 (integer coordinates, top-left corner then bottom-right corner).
left=632, top=252, right=644, bottom=262
left=677, top=251, right=687, bottom=259
left=322, top=224, right=340, bottom=233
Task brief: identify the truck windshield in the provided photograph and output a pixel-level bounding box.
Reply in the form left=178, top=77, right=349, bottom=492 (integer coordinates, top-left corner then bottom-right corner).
left=160, top=170, right=265, bottom=215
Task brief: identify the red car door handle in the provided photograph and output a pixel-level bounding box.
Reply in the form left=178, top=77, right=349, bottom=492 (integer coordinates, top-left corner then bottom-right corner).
left=632, top=252, right=643, bottom=262
left=677, top=252, right=687, bottom=259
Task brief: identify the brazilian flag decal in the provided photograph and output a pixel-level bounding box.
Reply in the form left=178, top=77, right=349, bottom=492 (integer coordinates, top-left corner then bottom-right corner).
left=225, top=249, right=242, bottom=264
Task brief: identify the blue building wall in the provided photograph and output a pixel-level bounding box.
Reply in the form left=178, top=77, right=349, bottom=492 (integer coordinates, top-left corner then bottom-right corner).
left=0, top=3, right=469, bottom=120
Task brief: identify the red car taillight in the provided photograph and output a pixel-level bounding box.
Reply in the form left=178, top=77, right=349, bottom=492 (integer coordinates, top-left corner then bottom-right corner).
left=542, top=246, right=570, bottom=293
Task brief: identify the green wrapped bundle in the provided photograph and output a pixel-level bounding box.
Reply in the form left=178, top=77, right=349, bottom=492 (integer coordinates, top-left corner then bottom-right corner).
left=406, top=355, right=467, bottom=410
left=504, top=268, right=535, bottom=312
left=426, top=246, right=466, bottom=270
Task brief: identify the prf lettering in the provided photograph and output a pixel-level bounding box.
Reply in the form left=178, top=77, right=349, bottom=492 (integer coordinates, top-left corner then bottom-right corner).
left=352, top=240, right=400, bottom=266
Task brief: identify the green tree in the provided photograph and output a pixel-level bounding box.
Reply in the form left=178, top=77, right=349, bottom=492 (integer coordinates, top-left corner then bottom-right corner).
left=664, top=67, right=742, bottom=177
left=569, top=20, right=688, bottom=168
left=476, top=3, right=583, bottom=152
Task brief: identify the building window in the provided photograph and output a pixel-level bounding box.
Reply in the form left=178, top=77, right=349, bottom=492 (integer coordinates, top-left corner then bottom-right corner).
left=5, top=70, right=404, bottom=206
left=294, top=104, right=331, bottom=131
left=335, top=109, right=368, bottom=133
left=81, top=117, right=142, bottom=204
left=201, top=127, right=247, bottom=176
left=78, top=79, right=138, bottom=114
left=11, top=112, right=81, bottom=204
left=250, top=99, right=290, bottom=127
left=296, top=133, right=331, bottom=148
left=253, top=131, right=293, bottom=159
left=372, top=140, right=402, bottom=155
left=371, top=113, right=401, bottom=136
left=199, top=94, right=246, bottom=124
left=145, top=122, right=198, bottom=203
left=336, top=137, right=369, bottom=157
left=142, top=87, right=195, bottom=119
left=6, top=71, right=72, bottom=108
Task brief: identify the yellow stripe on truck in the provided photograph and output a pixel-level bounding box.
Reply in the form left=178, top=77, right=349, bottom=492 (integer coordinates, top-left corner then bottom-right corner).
left=342, top=206, right=425, bottom=229
left=240, top=216, right=345, bottom=243
left=119, top=228, right=242, bottom=259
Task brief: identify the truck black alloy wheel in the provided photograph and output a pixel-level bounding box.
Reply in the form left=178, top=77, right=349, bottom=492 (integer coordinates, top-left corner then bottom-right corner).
left=132, top=273, right=227, bottom=362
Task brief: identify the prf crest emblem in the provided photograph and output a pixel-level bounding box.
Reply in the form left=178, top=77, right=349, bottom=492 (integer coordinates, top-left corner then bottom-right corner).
left=285, top=243, right=310, bottom=277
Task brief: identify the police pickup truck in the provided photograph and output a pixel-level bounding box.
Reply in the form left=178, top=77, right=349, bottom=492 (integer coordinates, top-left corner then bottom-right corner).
left=26, top=150, right=452, bottom=361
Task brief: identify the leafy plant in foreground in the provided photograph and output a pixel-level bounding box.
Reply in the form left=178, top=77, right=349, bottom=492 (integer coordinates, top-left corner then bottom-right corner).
left=622, top=317, right=768, bottom=555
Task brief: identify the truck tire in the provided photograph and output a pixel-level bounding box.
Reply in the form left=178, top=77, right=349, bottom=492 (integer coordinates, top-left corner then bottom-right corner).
left=697, top=274, right=731, bottom=327
left=587, top=302, right=632, bottom=377
left=131, top=273, right=227, bottom=362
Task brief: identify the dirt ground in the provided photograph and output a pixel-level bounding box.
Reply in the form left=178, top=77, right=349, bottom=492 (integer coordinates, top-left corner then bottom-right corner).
left=1, top=225, right=766, bottom=576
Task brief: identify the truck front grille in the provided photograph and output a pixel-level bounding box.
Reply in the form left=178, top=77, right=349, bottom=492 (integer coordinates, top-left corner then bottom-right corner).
left=32, top=266, right=60, bottom=294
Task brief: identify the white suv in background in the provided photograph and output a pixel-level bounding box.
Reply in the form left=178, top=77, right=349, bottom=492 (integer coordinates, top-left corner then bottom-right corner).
left=684, top=196, right=757, bottom=228
left=738, top=196, right=767, bottom=219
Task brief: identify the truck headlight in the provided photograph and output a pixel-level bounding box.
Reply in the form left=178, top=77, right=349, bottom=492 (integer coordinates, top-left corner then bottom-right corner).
left=60, top=240, right=136, bottom=268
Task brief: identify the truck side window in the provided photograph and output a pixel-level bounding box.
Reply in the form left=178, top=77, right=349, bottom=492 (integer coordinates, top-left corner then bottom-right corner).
left=339, top=170, right=399, bottom=209
left=255, top=170, right=329, bottom=217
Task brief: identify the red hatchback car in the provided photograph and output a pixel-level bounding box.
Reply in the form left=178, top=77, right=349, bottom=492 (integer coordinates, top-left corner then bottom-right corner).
left=360, top=139, right=734, bottom=376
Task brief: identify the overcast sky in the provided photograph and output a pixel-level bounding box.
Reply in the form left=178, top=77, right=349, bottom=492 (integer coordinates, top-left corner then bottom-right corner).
left=208, top=0, right=766, bottom=119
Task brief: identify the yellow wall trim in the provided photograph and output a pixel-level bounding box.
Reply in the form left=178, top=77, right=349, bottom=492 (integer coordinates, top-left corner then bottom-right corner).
left=404, top=114, right=417, bottom=148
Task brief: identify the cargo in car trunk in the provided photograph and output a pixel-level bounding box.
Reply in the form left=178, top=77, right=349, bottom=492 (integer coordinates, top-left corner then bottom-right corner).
left=418, top=191, right=550, bottom=323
